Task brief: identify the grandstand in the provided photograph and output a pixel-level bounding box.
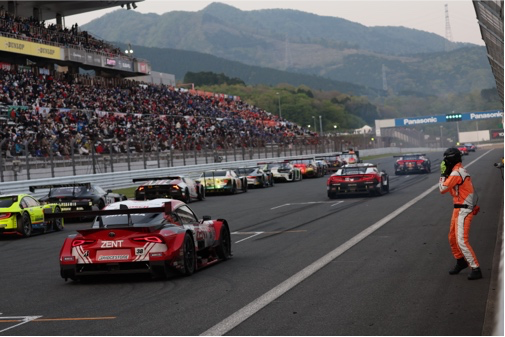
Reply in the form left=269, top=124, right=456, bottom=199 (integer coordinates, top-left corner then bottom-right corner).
left=0, top=1, right=331, bottom=182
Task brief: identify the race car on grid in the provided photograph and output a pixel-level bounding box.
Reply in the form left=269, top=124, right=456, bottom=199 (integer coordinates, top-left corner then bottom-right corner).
left=56, top=199, right=232, bottom=281
left=199, top=169, right=248, bottom=194
left=231, top=166, right=274, bottom=188
left=456, top=144, right=469, bottom=155
left=393, top=153, right=431, bottom=175
left=31, top=183, right=127, bottom=212
left=327, top=163, right=389, bottom=198
left=0, top=193, right=64, bottom=237
left=286, top=158, right=323, bottom=178
left=258, top=161, right=302, bottom=182
left=315, top=154, right=342, bottom=174
left=132, top=176, right=205, bottom=203
left=337, top=150, right=362, bottom=165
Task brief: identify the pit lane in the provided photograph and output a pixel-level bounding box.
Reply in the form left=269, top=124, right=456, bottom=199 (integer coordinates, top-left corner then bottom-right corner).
left=0, top=147, right=502, bottom=336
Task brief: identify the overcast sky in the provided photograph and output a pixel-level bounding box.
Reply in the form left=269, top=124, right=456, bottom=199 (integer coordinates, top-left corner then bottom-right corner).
left=68, top=0, right=484, bottom=46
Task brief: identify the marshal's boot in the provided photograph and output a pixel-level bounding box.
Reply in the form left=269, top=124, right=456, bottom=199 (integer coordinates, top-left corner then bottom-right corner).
left=449, top=258, right=468, bottom=275
left=468, top=267, right=482, bottom=280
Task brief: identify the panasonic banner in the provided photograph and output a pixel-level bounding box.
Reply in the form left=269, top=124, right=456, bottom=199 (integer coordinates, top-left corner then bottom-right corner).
left=394, top=110, right=503, bottom=126
left=395, top=116, right=443, bottom=126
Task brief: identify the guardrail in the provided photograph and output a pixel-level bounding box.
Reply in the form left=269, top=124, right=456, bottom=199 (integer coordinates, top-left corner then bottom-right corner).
left=0, top=147, right=441, bottom=197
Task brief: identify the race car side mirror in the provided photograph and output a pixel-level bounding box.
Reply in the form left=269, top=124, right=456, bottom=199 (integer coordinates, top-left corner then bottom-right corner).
left=202, top=215, right=211, bottom=221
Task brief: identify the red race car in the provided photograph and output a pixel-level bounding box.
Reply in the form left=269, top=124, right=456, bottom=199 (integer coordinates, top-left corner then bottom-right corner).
left=393, top=153, right=431, bottom=175
left=456, top=144, right=469, bottom=155
left=56, top=199, right=231, bottom=281
left=327, top=163, right=389, bottom=198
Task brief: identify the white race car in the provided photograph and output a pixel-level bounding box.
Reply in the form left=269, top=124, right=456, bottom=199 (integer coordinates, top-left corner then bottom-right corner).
left=133, top=176, right=205, bottom=203
left=259, top=162, right=302, bottom=182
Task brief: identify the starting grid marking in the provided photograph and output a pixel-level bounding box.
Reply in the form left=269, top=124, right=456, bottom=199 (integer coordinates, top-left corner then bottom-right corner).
left=231, top=230, right=306, bottom=243
left=0, top=315, right=116, bottom=333
left=235, top=200, right=346, bottom=243
left=0, top=315, right=42, bottom=334
left=271, top=200, right=344, bottom=209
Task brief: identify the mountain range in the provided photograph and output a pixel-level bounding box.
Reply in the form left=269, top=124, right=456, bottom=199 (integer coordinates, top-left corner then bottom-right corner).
left=82, top=2, right=495, bottom=96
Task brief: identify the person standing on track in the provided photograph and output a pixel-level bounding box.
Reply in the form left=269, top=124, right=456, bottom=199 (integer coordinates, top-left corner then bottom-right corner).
left=439, top=147, right=482, bottom=280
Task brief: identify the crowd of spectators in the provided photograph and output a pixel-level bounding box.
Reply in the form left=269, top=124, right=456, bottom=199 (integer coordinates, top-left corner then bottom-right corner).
left=0, top=9, right=123, bottom=57
left=0, top=68, right=318, bottom=159
left=0, top=8, right=319, bottom=159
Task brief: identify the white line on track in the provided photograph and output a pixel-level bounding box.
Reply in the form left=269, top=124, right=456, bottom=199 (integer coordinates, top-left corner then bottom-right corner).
left=0, top=316, right=42, bottom=334
left=232, top=231, right=264, bottom=243
left=271, top=201, right=340, bottom=209
left=200, top=150, right=492, bottom=336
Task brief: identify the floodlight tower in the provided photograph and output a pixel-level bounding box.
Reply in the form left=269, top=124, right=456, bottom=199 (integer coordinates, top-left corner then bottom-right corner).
left=445, top=3, right=454, bottom=52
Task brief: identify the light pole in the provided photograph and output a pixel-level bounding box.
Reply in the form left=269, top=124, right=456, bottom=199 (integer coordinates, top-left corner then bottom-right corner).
left=125, top=43, right=133, bottom=56
left=319, top=115, right=323, bottom=137
left=312, top=116, right=316, bottom=132
left=276, top=92, right=282, bottom=119
left=456, top=121, right=460, bottom=144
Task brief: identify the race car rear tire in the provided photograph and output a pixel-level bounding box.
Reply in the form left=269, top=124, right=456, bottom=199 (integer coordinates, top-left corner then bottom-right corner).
left=216, top=225, right=232, bottom=261
left=184, top=188, right=191, bottom=203
left=197, top=186, right=205, bottom=201
left=328, top=192, right=337, bottom=199
left=52, top=207, right=64, bottom=231
left=17, top=212, right=32, bottom=237
left=262, top=177, right=267, bottom=188
left=180, top=233, right=196, bottom=276
left=98, top=199, right=105, bottom=210
left=375, top=180, right=384, bottom=196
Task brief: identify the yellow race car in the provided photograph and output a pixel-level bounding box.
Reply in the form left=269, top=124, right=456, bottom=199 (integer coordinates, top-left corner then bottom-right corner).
left=0, top=193, right=64, bottom=237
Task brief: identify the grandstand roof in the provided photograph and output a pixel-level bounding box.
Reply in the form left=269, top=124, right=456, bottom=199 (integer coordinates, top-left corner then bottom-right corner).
left=0, top=1, right=143, bottom=21
left=473, top=0, right=504, bottom=104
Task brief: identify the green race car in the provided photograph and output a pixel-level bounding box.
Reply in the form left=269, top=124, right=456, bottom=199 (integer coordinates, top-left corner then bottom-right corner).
left=0, top=193, right=64, bottom=237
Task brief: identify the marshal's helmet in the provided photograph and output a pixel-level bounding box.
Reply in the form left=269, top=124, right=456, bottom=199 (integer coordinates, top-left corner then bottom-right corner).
left=443, top=147, right=462, bottom=171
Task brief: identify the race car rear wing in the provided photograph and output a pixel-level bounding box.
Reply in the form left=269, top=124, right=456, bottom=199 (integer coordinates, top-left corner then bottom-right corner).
left=315, top=152, right=343, bottom=159
left=393, top=153, right=426, bottom=158
left=133, top=177, right=182, bottom=183
left=286, top=157, right=316, bottom=161
left=44, top=202, right=174, bottom=228
left=29, top=183, right=91, bottom=193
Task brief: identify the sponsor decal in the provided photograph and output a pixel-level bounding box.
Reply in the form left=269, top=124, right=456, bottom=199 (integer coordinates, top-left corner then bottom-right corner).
left=491, top=129, right=504, bottom=139
left=98, top=255, right=129, bottom=261
left=470, top=111, right=503, bottom=119
left=38, top=47, right=55, bottom=55
left=106, top=58, right=116, bottom=66
left=101, top=240, right=124, bottom=248
left=403, top=117, right=438, bottom=125
left=96, top=249, right=130, bottom=261
left=5, top=41, right=24, bottom=50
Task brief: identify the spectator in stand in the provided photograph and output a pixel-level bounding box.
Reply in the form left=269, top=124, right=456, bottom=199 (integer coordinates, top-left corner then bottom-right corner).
left=0, top=66, right=317, bottom=158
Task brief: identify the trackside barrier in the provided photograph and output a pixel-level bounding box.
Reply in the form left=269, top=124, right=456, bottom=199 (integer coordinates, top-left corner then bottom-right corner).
left=0, top=147, right=441, bottom=197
